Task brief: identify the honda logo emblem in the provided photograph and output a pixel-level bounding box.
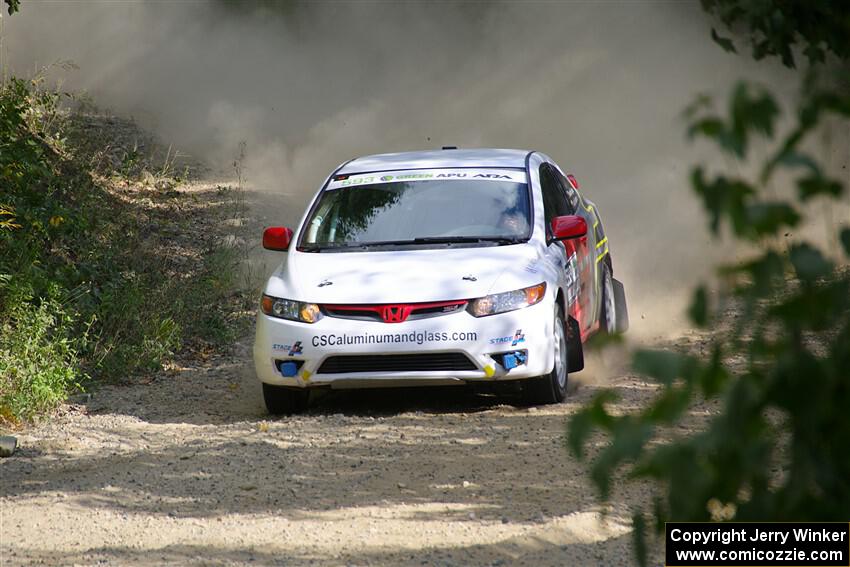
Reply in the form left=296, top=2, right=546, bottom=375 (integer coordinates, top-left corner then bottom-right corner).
left=381, top=305, right=412, bottom=323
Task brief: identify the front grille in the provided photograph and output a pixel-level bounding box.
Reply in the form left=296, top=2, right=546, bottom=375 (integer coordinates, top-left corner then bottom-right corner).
left=322, top=301, right=467, bottom=323
left=323, top=308, right=384, bottom=322
left=317, top=353, right=478, bottom=374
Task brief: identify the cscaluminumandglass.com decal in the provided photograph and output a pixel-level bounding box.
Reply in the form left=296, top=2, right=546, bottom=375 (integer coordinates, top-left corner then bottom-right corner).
left=312, top=331, right=478, bottom=347
left=665, top=522, right=849, bottom=567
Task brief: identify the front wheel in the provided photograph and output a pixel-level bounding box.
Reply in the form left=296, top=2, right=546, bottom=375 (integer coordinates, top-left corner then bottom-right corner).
left=522, top=302, right=568, bottom=405
left=262, top=383, right=310, bottom=415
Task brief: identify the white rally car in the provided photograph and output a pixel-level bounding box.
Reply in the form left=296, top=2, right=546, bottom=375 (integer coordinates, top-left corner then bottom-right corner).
left=254, top=148, right=628, bottom=414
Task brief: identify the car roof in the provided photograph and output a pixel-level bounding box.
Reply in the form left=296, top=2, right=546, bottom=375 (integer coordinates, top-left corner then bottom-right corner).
left=337, top=148, right=532, bottom=175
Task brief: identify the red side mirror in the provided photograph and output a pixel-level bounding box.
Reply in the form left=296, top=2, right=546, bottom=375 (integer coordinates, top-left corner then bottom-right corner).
left=263, top=227, right=293, bottom=251
left=550, top=215, right=587, bottom=241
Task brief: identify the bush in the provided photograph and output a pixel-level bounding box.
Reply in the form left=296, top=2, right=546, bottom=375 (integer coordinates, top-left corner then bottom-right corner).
left=0, top=75, right=243, bottom=423
left=568, top=3, right=850, bottom=565
left=0, top=284, right=80, bottom=421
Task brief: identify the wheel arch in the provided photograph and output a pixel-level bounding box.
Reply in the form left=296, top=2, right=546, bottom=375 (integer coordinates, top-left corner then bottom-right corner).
left=556, top=288, right=585, bottom=373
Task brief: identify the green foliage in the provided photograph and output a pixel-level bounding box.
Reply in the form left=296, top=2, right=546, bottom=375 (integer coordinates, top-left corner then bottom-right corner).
left=710, top=27, right=736, bottom=54
left=4, top=0, right=20, bottom=15
left=0, top=204, right=20, bottom=230
left=0, top=282, right=79, bottom=421
left=570, top=3, right=850, bottom=564
left=0, top=77, right=242, bottom=423
left=688, top=83, right=779, bottom=158
left=702, top=0, right=850, bottom=67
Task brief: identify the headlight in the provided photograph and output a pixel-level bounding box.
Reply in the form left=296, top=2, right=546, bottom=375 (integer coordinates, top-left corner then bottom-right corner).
left=467, top=283, right=546, bottom=317
left=261, top=294, right=322, bottom=323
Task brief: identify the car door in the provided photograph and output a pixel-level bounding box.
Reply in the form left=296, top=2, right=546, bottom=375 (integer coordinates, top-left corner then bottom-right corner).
left=578, top=192, right=609, bottom=330
left=539, top=163, right=593, bottom=336
left=553, top=169, right=601, bottom=335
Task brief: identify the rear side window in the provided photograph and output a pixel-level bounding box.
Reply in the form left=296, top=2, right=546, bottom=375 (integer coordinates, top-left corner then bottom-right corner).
left=540, top=164, right=571, bottom=229
left=555, top=171, right=580, bottom=212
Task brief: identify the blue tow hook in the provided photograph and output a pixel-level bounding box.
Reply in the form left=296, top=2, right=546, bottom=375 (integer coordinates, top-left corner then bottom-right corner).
left=502, top=351, right=528, bottom=371
left=280, top=361, right=299, bottom=377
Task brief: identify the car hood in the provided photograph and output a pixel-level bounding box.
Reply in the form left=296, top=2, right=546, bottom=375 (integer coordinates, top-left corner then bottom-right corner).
left=265, top=244, right=545, bottom=304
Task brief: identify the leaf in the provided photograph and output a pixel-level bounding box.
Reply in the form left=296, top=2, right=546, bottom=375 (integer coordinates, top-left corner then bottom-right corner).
left=691, top=168, right=755, bottom=236
left=652, top=496, right=667, bottom=534
left=803, top=44, right=826, bottom=65
left=567, top=408, right=595, bottom=460
left=591, top=417, right=653, bottom=498
left=585, top=330, right=625, bottom=349
left=699, top=345, right=729, bottom=397
left=728, top=83, right=780, bottom=157
left=645, top=384, right=692, bottom=423
left=688, top=117, right=725, bottom=141
left=770, top=280, right=850, bottom=330
left=776, top=151, right=821, bottom=175
left=779, top=44, right=796, bottom=69
left=789, top=243, right=832, bottom=282
left=797, top=175, right=843, bottom=201
left=770, top=348, right=824, bottom=412
left=633, top=511, right=648, bottom=567
left=820, top=92, right=850, bottom=118
left=719, top=250, right=784, bottom=296
left=633, top=349, right=695, bottom=386
left=710, top=27, right=737, bottom=54
left=566, top=390, right=619, bottom=458
left=682, top=94, right=713, bottom=121
left=688, top=285, right=709, bottom=327
left=745, top=202, right=800, bottom=238
left=752, top=39, right=771, bottom=61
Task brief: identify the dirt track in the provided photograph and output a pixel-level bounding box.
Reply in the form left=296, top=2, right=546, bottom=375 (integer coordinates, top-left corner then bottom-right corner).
left=0, top=332, right=671, bottom=566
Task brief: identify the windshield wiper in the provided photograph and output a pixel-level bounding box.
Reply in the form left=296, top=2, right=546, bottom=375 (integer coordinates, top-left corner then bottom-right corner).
left=301, top=241, right=407, bottom=252
left=299, top=243, right=360, bottom=252
left=411, top=236, right=521, bottom=245
left=301, top=236, right=521, bottom=251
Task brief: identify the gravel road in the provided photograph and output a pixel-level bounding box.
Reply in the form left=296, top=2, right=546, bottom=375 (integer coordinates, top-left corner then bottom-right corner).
left=0, top=336, right=672, bottom=566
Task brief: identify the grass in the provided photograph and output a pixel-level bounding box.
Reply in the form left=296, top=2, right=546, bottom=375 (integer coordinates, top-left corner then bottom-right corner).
left=0, top=75, right=249, bottom=424
left=0, top=294, right=80, bottom=422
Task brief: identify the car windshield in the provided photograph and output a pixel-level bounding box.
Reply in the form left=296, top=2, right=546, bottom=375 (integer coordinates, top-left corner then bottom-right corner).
left=299, top=168, right=530, bottom=250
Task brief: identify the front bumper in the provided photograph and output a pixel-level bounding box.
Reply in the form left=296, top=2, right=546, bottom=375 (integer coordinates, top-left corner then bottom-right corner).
left=253, top=299, right=554, bottom=388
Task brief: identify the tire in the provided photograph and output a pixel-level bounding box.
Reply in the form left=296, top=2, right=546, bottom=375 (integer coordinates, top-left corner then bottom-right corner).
left=600, top=263, right=617, bottom=335
left=262, top=383, right=310, bottom=415
left=522, top=302, right=568, bottom=405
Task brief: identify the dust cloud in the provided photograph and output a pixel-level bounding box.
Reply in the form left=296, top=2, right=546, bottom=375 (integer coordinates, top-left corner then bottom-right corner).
left=3, top=1, right=811, bottom=342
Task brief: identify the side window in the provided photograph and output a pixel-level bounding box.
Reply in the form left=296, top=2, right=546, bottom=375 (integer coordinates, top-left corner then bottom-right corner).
left=555, top=171, right=580, bottom=213
left=539, top=164, right=571, bottom=230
